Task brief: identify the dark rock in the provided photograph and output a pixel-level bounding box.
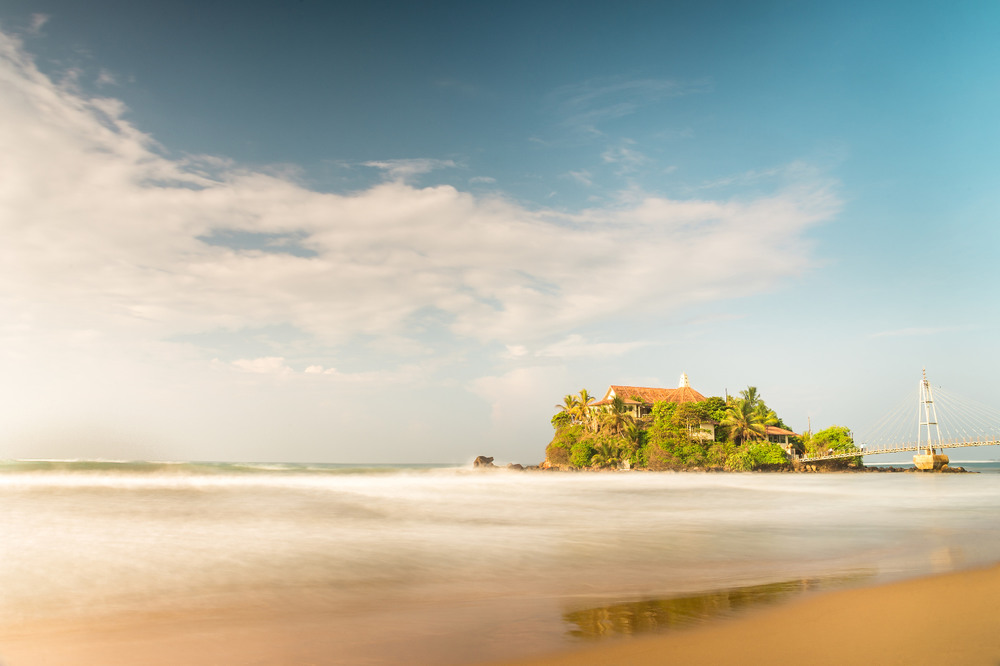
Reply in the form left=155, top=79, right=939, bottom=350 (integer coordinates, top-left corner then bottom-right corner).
left=473, top=456, right=495, bottom=468
left=506, top=463, right=524, bottom=471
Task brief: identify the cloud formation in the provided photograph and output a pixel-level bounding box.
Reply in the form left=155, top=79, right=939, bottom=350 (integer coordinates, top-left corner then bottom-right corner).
left=363, top=158, right=458, bottom=182
left=0, top=30, right=839, bottom=362
left=549, top=77, right=712, bottom=133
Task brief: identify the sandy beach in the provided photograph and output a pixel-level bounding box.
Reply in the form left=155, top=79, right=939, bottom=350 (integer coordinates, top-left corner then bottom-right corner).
left=498, top=563, right=1000, bottom=666
left=0, top=563, right=995, bottom=665
left=4, top=466, right=1000, bottom=665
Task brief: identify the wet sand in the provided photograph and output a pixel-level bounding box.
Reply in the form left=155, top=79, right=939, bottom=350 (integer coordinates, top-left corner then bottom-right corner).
left=0, top=564, right=998, bottom=665
left=498, top=563, right=1000, bottom=666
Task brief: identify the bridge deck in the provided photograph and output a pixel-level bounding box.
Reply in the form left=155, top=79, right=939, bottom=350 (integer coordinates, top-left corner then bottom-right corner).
left=800, top=438, right=1000, bottom=462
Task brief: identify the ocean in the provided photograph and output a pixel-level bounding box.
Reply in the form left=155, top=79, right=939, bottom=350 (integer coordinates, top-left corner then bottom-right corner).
left=1, top=460, right=999, bottom=664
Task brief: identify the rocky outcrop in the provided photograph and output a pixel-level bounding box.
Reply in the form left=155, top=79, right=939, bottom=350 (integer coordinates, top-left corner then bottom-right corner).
left=473, top=456, right=495, bottom=468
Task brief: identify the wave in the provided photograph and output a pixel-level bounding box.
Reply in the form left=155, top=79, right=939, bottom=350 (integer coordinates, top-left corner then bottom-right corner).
left=0, top=459, right=463, bottom=476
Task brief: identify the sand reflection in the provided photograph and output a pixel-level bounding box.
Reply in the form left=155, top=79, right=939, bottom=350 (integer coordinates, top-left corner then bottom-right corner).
left=564, top=574, right=871, bottom=639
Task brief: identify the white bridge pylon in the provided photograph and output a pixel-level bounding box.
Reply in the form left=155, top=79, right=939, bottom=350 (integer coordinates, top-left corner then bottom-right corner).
left=802, top=370, right=1000, bottom=462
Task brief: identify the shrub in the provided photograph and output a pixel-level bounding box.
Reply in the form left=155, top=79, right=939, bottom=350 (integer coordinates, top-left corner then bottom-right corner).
left=551, top=411, right=572, bottom=430
left=589, top=436, right=622, bottom=469
left=545, top=424, right=585, bottom=466
left=645, top=439, right=685, bottom=470
left=810, top=425, right=862, bottom=466
left=707, top=442, right=735, bottom=468
left=745, top=441, right=789, bottom=466
left=545, top=442, right=571, bottom=466
left=725, top=449, right=754, bottom=472
left=569, top=440, right=596, bottom=468
left=725, top=441, right=790, bottom=471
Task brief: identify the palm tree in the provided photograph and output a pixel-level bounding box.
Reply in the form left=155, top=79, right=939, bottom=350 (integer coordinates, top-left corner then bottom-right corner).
left=722, top=398, right=766, bottom=445
left=740, top=386, right=762, bottom=412
left=755, top=406, right=780, bottom=428
left=590, top=439, right=621, bottom=469
left=600, top=395, right=635, bottom=437
left=575, top=389, right=595, bottom=431
left=555, top=394, right=580, bottom=423
left=619, top=421, right=643, bottom=466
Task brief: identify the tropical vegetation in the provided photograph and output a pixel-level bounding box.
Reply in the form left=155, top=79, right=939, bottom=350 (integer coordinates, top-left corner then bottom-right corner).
left=546, top=385, right=835, bottom=472
left=801, top=425, right=863, bottom=466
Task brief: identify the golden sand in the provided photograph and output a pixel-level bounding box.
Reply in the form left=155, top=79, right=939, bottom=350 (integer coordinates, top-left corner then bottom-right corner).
left=0, top=565, right=998, bottom=665
left=499, top=563, right=1000, bottom=666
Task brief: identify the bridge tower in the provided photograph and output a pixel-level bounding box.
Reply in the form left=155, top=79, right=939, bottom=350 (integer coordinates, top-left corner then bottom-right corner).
left=914, top=369, right=949, bottom=470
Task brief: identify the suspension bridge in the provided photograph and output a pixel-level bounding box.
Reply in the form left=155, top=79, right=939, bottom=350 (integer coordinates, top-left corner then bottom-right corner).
left=800, top=370, right=1000, bottom=469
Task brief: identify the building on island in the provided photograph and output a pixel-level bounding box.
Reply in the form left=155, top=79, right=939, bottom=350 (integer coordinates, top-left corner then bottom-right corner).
left=765, top=426, right=800, bottom=455
left=590, top=373, right=717, bottom=440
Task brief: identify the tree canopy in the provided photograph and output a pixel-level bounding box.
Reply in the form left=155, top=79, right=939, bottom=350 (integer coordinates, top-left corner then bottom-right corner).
left=547, top=384, right=807, bottom=472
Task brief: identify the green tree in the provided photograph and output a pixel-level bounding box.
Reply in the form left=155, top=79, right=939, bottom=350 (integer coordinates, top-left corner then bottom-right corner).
left=574, top=389, right=596, bottom=432
left=555, top=393, right=578, bottom=415
left=599, top=395, right=635, bottom=437
left=590, top=437, right=622, bottom=469
left=809, top=425, right=862, bottom=466
left=740, top=386, right=762, bottom=412
left=701, top=396, right=729, bottom=424
left=673, top=403, right=705, bottom=438
left=722, top=398, right=766, bottom=445
left=724, top=441, right=789, bottom=471
left=551, top=411, right=572, bottom=430
left=620, top=421, right=644, bottom=466
left=738, top=386, right=789, bottom=430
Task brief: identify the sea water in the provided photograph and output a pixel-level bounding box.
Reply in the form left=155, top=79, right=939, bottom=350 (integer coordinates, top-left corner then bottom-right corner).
left=1, top=461, right=999, bottom=663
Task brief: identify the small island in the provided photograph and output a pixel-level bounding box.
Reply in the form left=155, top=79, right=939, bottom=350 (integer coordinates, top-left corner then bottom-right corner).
left=544, top=373, right=863, bottom=472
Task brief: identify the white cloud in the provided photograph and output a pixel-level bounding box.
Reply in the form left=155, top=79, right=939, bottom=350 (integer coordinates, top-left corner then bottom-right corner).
left=231, top=356, right=293, bottom=375
left=601, top=139, right=649, bottom=174
left=363, top=158, right=457, bottom=182
left=469, top=366, right=569, bottom=430
left=534, top=334, right=650, bottom=358
left=469, top=175, right=496, bottom=184
left=503, top=345, right=529, bottom=359
left=549, top=77, right=712, bottom=133
left=566, top=170, right=594, bottom=187
left=28, top=14, right=50, bottom=34
left=95, top=69, right=118, bottom=87
left=0, top=30, right=839, bottom=362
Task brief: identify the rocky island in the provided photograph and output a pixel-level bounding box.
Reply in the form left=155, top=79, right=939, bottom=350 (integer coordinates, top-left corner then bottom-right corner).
left=542, top=374, right=866, bottom=472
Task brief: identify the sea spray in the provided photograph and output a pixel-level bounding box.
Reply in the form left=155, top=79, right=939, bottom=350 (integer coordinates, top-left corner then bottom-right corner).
left=2, top=462, right=1000, bottom=662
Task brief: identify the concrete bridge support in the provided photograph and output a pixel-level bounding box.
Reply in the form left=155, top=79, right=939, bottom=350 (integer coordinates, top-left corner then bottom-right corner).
left=913, top=452, right=949, bottom=470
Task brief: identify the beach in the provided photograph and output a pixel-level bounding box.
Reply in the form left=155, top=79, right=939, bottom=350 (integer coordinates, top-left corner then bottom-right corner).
left=1, top=462, right=999, bottom=664
left=1, top=562, right=998, bottom=665
left=500, top=562, right=1000, bottom=666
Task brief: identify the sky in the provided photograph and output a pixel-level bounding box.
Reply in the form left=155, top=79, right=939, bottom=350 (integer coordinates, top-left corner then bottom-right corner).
left=1, top=1, right=999, bottom=464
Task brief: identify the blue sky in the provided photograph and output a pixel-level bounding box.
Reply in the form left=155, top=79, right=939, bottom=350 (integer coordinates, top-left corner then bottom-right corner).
left=1, top=1, right=999, bottom=463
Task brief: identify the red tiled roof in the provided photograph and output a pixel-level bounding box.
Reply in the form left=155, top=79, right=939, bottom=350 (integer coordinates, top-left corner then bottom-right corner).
left=765, top=425, right=799, bottom=437
left=590, top=384, right=707, bottom=406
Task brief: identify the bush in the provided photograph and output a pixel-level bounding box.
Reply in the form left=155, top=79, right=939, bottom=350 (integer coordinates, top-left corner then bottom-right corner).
left=707, top=442, right=735, bottom=468
left=545, top=442, right=571, bottom=466
left=645, top=441, right=681, bottom=470
left=546, top=424, right=585, bottom=466
left=726, top=449, right=754, bottom=472
left=725, top=441, right=790, bottom=471
left=569, top=440, right=596, bottom=468
left=810, top=425, right=863, bottom=466
left=551, top=412, right=572, bottom=430
left=746, top=442, right=789, bottom=466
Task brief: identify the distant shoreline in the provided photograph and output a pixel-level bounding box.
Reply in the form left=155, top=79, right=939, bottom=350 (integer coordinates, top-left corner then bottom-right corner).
left=480, top=459, right=975, bottom=474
